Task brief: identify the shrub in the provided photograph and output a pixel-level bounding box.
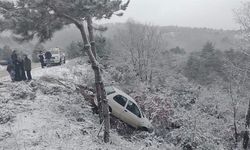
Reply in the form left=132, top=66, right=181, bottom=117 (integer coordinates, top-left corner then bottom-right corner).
left=184, top=42, right=225, bottom=85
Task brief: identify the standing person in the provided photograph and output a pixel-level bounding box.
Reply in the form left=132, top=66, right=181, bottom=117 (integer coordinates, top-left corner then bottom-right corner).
left=14, top=59, right=21, bottom=81
left=23, top=55, right=32, bottom=80
left=11, top=50, right=18, bottom=63
left=19, top=57, right=27, bottom=81
left=11, top=51, right=21, bottom=81
left=6, top=61, right=15, bottom=82
left=45, top=51, right=52, bottom=67
left=10, top=50, right=18, bottom=81
left=38, top=51, right=45, bottom=68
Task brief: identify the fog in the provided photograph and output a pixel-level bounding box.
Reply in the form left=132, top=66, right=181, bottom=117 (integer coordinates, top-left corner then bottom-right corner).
left=99, top=0, right=242, bottom=30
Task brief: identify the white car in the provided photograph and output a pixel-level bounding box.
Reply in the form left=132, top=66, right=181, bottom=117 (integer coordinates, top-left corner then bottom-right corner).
left=47, top=48, right=66, bottom=65
left=95, top=86, right=153, bottom=132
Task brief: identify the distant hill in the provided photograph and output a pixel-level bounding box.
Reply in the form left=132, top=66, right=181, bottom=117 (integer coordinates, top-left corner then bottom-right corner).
left=102, top=23, right=240, bottom=52
left=160, top=26, right=239, bottom=52
left=0, top=24, right=240, bottom=53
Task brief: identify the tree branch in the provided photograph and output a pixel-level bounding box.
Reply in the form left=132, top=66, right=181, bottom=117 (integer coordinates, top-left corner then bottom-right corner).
left=59, top=13, right=82, bottom=28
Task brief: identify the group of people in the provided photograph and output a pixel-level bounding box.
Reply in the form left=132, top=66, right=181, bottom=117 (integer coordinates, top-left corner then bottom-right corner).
left=38, top=51, right=52, bottom=68
left=6, top=50, right=32, bottom=82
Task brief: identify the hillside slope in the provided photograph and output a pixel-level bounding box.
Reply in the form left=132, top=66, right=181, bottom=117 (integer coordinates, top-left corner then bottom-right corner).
left=0, top=59, right=175, bottom=150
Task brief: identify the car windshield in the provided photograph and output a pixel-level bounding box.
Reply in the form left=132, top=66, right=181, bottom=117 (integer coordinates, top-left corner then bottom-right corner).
left=50, top=50, right=59, bottom=54
left=105, top=86, right=115, bottom=95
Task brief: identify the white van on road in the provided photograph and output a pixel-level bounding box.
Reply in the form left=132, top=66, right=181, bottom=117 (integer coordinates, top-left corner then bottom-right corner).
left=46, top=48, right=66, bottom=65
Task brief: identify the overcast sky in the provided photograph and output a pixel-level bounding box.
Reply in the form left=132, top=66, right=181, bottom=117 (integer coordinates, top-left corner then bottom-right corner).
left=99, top=0, right=243, bottom=30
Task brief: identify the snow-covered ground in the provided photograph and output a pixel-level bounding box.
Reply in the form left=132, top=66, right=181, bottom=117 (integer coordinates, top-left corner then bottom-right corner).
left=0, top=59, right=175, bottom=150
left=0, top=65, right=5, bottom=71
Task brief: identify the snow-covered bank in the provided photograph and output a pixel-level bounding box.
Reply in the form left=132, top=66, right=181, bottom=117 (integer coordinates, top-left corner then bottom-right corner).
left=0, top=65, right=5, bottom=71
left=0, top=59, right=175, bottom=150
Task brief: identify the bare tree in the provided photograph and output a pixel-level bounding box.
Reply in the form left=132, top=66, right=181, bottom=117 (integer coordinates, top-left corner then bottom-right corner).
left=235, top=2, right=250, bottom=148
left=243, top=99, right=250, bottom=149
left=115, top=20, right=164, bottom=84
left=223, top=50, right=250, bottom=148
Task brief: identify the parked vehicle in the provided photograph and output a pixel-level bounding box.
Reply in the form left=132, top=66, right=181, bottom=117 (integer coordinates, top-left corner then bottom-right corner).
left=95, top=86, right=153, bottom=132
left=0, top=60, right=8, bottom=65
left=45, top=48, right=66, bottom=65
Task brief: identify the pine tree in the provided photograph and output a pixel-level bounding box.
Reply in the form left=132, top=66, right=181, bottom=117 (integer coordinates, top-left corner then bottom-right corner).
left=0, top=0, right=130, bottom=143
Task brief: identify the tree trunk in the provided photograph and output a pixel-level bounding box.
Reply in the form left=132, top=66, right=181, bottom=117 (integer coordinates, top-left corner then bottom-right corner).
left=86, top=16, right=103, bottom=122
left=42, top=10, right=110, bottom=143
left=86, top=16, right=97, bottom=59
left=229, top=77, right=238, bottom=147
left=243, top=99, right=250, bottom=149
left=85, top=17, right=110, bottom=143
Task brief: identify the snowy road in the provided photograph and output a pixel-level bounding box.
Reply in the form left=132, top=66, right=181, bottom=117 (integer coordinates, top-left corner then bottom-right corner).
left=0, top=63, right=50, bottom=81
left=0, top=65, right=7, bottom=77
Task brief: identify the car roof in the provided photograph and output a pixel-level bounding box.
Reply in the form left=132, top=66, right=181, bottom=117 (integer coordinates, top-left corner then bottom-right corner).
left=107, top=86, right=137, bottom=104
left=49, top=47, right=61, bottom=51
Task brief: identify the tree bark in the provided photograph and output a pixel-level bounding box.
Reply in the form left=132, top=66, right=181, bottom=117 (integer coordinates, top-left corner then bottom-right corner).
left=86, top=16, right=103, bottom=122
left=59, top=13, right=110, bottom=143
left=243, top=99, right=250, bottom=149
left=85, top=17, right=110, bottom=143
left=86, top=16, right=97, bottom=59
left=229, top=76, right=238, bottom=147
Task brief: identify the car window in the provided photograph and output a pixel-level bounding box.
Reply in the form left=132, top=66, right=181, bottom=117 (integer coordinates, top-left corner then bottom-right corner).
left=51, top=51, right=59, bottom=54
left=126, top=101, right=141, bottom=118
left=113, top=95, right=127, bottom=107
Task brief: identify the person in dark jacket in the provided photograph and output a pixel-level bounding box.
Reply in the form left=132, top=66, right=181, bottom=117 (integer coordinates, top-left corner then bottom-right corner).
left=23, top=55, right=32, bottom=80
left=14, top=59, right=22, bottom=81
left=10, top=50, right=24, bottom=81
left=38, top=51, right=45, bottom=68
left=44, top=51, right=52, bottom=67
left=11, top=50, right=18, bottom=63
left=19, top=58, right=27, bottom=81
left=6, top=62, right=15, bottom=82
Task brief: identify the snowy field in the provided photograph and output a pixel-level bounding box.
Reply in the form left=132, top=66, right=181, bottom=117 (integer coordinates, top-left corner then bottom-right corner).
left=0, top=59, right=174, bottom=150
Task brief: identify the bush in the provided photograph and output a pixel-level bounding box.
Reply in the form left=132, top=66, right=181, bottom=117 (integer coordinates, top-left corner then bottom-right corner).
left=170, top=46, right=186, bottom=54
left=66, top=35, right=110, bottom=60
left=184, top=42, right=225, bottom=85
left=66, top=41, right=84, bottom=59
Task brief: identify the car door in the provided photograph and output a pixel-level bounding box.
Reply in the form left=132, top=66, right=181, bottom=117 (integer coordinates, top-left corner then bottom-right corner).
left=122, top=100, right=142, bottom=128
left=109, top=94, right=128, bottom=118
